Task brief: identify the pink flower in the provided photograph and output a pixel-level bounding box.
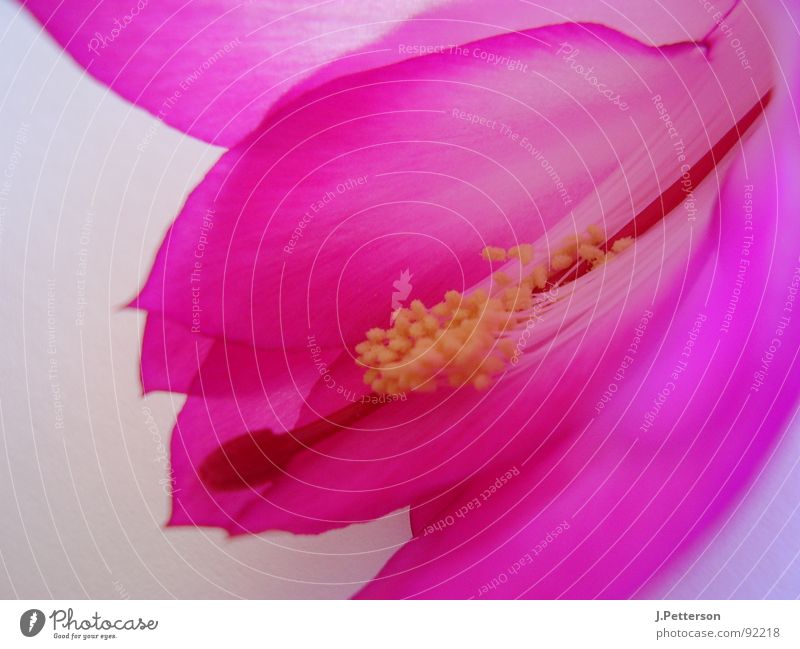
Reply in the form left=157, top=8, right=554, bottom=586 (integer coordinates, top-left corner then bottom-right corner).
left=25, top=0, right=800, bottom=597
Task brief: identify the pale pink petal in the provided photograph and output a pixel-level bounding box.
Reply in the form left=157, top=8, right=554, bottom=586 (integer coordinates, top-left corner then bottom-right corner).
left=22, top=0, right=735, bottom=146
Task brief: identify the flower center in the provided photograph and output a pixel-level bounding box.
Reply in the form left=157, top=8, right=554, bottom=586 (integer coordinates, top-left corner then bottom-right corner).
left=355, top=225, right=633, bottom=394
left=199, top=93, right=770, bottom=493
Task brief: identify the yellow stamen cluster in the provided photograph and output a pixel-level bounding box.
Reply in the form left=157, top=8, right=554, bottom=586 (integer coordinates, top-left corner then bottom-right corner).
left=548, top=224, right=633, bottom=271
left=356, top=226, right=634, bottom=394
left=355, top=291, right=518, bottom=394
left=480, top=243, right=535, bottom=265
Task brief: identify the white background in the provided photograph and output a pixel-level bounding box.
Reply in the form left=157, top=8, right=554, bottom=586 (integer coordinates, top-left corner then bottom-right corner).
left=0, top=0, right=798, bottom=599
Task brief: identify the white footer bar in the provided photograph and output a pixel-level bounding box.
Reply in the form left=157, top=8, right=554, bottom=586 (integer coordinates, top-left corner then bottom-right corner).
left=1, top=600, right=797, bottom=647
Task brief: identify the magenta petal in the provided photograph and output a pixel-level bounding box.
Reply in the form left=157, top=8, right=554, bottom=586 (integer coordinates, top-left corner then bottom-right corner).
left=135, top=17, right=767, bottom=353
left=271, top=0, right=739, bottom=113
left=167, top=179, right=714, bottom=535
left=168, top=343, right=339, bottom=532
left=22, top=0, right=735, bottom=146
left=355, top=93, right=800, bottom=600
left=169, top=360, right=535, bottom=534
left=140, top=313, right=215, bottom=394
left=168, top=395, right=306, bottom=534
left=188, top=340, right=337, bottom=426
left=151, top=4, right=777, bottom=540
left=21, top=0, right=452, bottom=146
